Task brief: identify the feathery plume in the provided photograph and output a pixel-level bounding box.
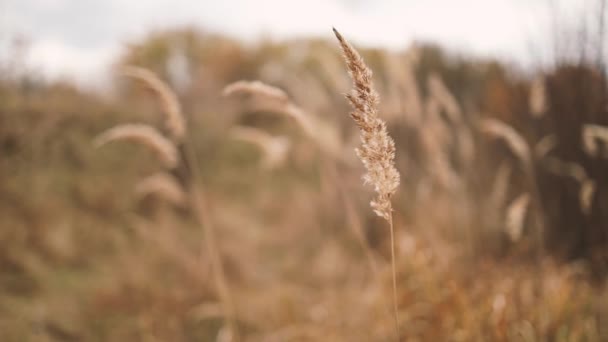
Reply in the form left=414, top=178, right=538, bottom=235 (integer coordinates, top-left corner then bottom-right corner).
left=230, top=126, right=291, bottom=169
left=135, top=172, right=187, bottom=206
left=94, top=123, right=179, bottom=169
left=333, top=28, right=400, bottom=220
left=334, top=28, right=402, bottom=338
left=121, top=66, right=186, bottom=141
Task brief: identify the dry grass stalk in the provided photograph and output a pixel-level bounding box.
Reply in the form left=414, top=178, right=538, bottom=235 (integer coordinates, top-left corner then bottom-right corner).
left=480, top=118, right=532, bottom=169
left=529, top=76, right=547, bottom=117
left=94, top=123, right=179, bottom=169
left=121, top=66, right=186, bottom=141
left=427, top=72, right=462, bottom=123
left=230, top=126, right=290, bottom=169
left=334, top=27, right=401, bottom=337
left=582, top=124, right=608, bottom=157
left=506, top=193, right=530, bottom=242
left=135, top=172, right=187, bottom=206
left=96, top=73, right=238, bottom=339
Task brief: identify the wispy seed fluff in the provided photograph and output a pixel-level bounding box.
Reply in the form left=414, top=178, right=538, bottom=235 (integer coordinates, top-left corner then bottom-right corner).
left=333, top=28, right=400, bottom=221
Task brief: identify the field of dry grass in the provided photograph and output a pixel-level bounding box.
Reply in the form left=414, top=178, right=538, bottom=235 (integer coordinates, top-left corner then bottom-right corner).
left=1, top=25, right=608, bottom=341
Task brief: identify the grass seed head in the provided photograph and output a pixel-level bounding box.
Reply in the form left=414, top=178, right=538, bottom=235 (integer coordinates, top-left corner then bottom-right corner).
left=333, top=28, right=400, bottom=221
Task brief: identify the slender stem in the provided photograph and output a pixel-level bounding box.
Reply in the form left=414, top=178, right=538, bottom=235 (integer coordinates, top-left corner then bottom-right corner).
left=388, top=213, right=400, bottom=340
left=178, top=143, right=240, bottom=341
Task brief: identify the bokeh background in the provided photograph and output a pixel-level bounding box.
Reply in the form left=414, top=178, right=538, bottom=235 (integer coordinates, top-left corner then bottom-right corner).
left=1, top=0, right=608, bottom=340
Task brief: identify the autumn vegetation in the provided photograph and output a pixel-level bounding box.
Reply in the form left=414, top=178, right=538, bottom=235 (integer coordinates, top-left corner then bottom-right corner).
left=1, top=16, right=608, bottom=340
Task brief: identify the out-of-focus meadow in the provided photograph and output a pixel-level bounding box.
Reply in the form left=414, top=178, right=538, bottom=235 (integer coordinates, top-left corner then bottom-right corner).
left=2, top=6, right=608, bottom=341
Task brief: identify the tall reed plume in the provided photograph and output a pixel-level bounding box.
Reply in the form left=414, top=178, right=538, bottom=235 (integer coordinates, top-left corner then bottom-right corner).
left=333, top=27, right=401, bottom=337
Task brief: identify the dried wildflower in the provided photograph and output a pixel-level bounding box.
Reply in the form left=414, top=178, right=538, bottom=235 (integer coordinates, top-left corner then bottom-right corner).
left=334, top=28, right=402, bottom=338
left=333, top=28, right=400, bottom=221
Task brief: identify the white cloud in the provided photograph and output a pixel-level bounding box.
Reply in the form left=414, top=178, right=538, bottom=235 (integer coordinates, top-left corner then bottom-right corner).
left=26, top=38, right=119, bottom=88
left=1, top=0, right=595, bottom=88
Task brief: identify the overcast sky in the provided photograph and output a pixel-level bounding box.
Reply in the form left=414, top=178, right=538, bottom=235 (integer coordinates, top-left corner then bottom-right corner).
left=0, top=0, right=597, bottom=88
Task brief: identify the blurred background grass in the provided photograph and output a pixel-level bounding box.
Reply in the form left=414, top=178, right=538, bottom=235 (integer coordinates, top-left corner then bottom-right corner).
left=1, top=2, right=608, bottom=340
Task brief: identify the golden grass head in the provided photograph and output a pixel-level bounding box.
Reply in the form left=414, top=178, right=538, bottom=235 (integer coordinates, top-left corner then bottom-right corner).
left=94, top=123, right=179, bottom=169
left=121, top=66, right=186, bottom=142
left=333, top=28, right=400, bottom=221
